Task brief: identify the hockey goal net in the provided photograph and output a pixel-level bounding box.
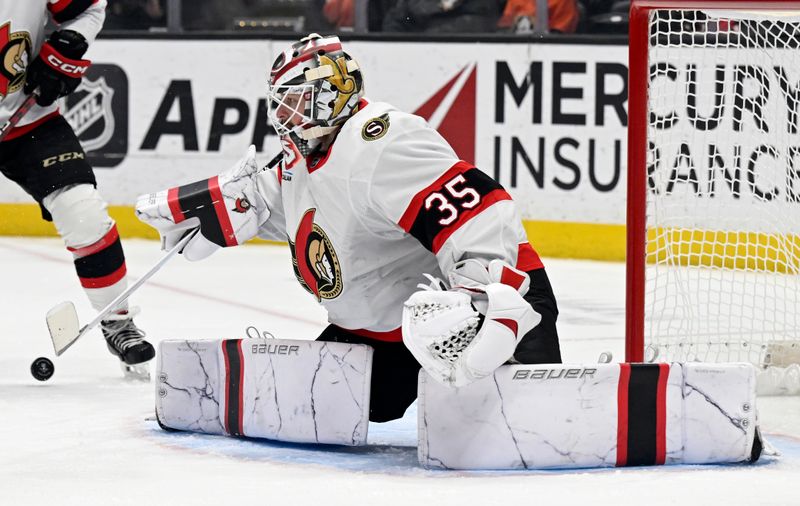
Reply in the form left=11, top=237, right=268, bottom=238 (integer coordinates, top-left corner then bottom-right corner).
left=627, top=1, right=800, bottom=394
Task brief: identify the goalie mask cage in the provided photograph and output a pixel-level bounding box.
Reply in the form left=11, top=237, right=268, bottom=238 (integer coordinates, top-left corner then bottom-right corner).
left=626, top=0, right=800, bottom=394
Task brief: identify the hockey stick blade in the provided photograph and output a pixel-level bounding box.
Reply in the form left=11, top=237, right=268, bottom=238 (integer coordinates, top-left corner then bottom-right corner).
left=46, top=228, right=200, bottom=356
left=46, top=301, right=82, bottom=356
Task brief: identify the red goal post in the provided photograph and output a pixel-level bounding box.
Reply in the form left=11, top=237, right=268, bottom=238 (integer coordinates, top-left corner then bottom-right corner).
left=626, top=0, right=800, bottom=385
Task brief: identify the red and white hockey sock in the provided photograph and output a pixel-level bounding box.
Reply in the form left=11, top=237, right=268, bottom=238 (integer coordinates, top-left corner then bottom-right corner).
left=68, top=223, right=129, bottom=312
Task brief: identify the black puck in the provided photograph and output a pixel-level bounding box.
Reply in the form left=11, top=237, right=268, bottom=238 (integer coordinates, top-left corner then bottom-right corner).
left=31, top=357, right=54, bottom=381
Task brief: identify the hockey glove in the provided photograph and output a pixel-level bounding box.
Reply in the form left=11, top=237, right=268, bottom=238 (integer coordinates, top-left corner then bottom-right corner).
left=24, top=30, right=91, bottom=107
left=135, top=145, right=271, bottom=261
left=402, top=274, right=541, bottom=388
left=448, top=258, right=531, bottom=314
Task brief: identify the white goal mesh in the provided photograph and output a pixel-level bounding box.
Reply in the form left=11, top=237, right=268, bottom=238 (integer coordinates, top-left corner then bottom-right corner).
left=644, top=6, right=800, bottom=394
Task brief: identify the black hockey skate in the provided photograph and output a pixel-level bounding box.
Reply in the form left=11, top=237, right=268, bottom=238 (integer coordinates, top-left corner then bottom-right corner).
left=101, top=315, right=155, bottom=380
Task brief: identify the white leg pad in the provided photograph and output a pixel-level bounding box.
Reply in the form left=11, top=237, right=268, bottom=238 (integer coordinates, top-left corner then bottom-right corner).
left=157, top=338, right=373, bottom=446
left=418, top=362, right=759, bottom=469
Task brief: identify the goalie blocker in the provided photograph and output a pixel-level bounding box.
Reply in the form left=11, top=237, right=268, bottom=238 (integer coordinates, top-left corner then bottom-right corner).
left=419, top=362, right=764, bottom=470
left=156, top=337, right=373, bottom=445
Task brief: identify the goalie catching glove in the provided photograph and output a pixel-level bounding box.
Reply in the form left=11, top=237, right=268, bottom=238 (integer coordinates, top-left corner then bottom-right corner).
left=135, top=145, right=270, bottom=260
left=402, top=260, right=541, bottom=387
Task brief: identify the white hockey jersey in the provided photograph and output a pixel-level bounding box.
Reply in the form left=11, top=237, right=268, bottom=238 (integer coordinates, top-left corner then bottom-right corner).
left=255, top=99, right=543, bottom=340
left=0, top=0, right=106, bottom=138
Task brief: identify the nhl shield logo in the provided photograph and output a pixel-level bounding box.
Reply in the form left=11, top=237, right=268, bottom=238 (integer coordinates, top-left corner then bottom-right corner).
left=60, top=64, right=129, bottom=168
left=63, top=77, right=115, bottom=152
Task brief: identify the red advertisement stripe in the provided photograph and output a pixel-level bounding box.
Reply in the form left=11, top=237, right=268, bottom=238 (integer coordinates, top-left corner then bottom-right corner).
left=208, top=176, right=237, bottom=247
left=430, top=189, right=512, bottom=254
left=167, top=187, right=185, bottom=223
left=398, top=161, right=472, bottom=232
left=68, top=224, right=119, bottom=258
left=655, top=363, right=670, bottom=465
left=79, top=263, right=126, bottom=289
left=616, top=363, right=631, bottom=467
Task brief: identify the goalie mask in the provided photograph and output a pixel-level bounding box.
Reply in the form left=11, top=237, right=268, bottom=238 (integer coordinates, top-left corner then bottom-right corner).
left=267, top=34, right=364, bottom=153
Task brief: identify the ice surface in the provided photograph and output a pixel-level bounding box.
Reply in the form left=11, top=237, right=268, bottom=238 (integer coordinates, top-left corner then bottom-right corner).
left=1, top=237, right=798, bottom=505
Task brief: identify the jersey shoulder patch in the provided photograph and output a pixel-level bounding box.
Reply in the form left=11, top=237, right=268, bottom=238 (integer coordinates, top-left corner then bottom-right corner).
left=361, top=113, right=390, bottom=141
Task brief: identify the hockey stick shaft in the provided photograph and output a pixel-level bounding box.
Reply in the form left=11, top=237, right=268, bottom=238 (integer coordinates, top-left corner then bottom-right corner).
left=0, top=94, right=38, bottom=142
left=50, top=228, right=200, bottom=356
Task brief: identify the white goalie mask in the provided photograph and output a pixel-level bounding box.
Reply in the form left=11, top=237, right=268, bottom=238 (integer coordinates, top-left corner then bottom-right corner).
left=267, top=34, right=364, bottom=149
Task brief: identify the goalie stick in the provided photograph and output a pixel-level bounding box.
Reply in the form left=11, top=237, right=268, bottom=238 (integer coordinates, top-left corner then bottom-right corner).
left=0, top=93, right=38, bottom=142
left=46, top=228, right=200, bottom=356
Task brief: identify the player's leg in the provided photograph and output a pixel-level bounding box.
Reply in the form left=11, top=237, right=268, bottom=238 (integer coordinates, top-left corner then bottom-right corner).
left=317, top=325, right=421, bottom=422
left=512, top=267, right=562, bottom=364
left=7, top=116, right=154, bottom=365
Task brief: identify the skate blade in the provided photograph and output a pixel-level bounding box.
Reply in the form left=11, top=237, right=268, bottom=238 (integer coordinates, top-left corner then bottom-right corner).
left=120, top=361, right=151, bottom=382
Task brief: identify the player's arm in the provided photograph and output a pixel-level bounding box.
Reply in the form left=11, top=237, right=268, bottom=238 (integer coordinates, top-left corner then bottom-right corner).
left=135, top=146, right=283, bottom=261
left=368, top=123, right=541, bottom=386
left=48, top=0, right=108, bottom=43
left=24, top=0, right=108, bottom=106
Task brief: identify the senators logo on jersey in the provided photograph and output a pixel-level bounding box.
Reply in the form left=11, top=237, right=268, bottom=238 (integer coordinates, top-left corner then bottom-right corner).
left=289, top=209, right=342, bottom=301
left=361, top=113, right=390, bottom=141
left=0, top=22, right=31, bottom=98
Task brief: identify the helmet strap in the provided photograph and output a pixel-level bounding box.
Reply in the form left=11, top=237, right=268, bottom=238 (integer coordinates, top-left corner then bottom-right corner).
left=299, top=125, right=339, bottom=140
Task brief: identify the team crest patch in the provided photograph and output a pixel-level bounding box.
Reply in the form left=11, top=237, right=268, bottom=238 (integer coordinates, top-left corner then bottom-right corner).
left=0, top=22, right=31, bottom=98
left=361, top=114, right=390, bottom=141
left=232, top=197, right=251, bottom=213
left=288, top=209, right=343, bottom=301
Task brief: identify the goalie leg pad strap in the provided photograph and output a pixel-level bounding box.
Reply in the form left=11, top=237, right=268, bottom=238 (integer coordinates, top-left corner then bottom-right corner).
left=157, top=338, right=373, bottom=445
left=418, top=362, right=759, bottom=469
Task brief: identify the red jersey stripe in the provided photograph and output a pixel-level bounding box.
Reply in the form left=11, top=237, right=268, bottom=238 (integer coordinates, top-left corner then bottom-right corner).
left=47, top=0, right=72, bottom=14
left=430, top=188, right=512, bottom=254
left=3, top=111, right=60, bottom=142
left=499, top=266, right=526, bottom=291
left=517, top=242, right=544, bottom=271
left=47, top=0, right=99, bottom=14
left=398, top=161, right=473, bottom=232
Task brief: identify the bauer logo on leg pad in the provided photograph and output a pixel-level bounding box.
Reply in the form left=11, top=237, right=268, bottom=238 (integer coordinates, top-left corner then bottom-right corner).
left=250, top=342, right=299, bottom=355
left=512, top=367, right=597, bottom=380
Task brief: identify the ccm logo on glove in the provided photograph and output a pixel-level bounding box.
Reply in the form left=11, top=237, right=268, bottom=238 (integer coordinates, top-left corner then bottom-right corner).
left=40, top=43, right=90, bottom=76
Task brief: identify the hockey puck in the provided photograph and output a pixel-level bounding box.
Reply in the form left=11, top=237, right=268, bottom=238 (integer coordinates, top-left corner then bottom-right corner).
left=31, top=357, right=54, bottom=381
